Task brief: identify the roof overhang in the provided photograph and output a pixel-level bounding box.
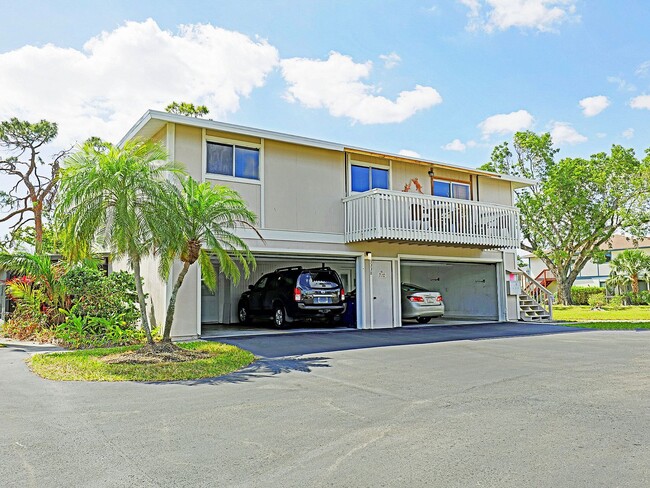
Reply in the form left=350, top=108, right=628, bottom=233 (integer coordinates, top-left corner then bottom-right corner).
left=119, top=110, right=537, bottom=188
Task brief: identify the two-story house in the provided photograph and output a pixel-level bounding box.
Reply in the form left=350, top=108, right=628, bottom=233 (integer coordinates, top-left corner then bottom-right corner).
left=119, top=110, right=538, bottom=339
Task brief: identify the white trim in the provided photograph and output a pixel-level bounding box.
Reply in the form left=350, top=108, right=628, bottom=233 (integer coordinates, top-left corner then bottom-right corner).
left=204, top=174, right=262, bottom=186
left=196, top=264, right=202, bottom=337
left=495, top=259, right=507, bottom=321
left=396, top=254, right=503, bottom=264
left=245, top=247, right=364, bottom=258
left=235, top=228, right=346, bottom=244
left=166, top=123, right=175, bottom=161
left=259, top=139, right=265, bottom=227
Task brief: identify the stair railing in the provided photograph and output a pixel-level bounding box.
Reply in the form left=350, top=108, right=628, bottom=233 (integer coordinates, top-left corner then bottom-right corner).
left=534, top=268, right=555, bottom=286
left=518, top=268, right=554, bottom=318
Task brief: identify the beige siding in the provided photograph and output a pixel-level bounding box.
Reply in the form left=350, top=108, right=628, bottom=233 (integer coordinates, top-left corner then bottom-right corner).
left=206, top=129, right=261, bottom=145
left=477, top=176, right=513, bottom=206
left=264, top=140, right=345, bottom=233
left=174, top=125, right=203, bottom=180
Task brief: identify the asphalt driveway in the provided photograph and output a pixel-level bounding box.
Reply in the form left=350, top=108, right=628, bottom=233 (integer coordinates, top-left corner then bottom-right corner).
left=1, top=324, right=649, bottom=487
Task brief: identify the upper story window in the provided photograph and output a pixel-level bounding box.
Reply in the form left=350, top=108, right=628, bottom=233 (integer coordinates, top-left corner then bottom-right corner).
left=206, top=141, right=260, bottom=180
left=433, top=179, right=470, bottom=200
left=351, top=164, right=389, bottom=192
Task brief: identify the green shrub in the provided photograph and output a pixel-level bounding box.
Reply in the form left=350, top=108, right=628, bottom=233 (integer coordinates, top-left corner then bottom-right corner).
left=588, top=292, right=606, bottom=309
left=55, top=312, right=147, bottom=349
left=607, top=295, right=624, bottom=310
left=626, top=290, right=650, bottom=306
left=62, top=267, right=140, bottom=326
left=571, top=286, right=606, bottom=305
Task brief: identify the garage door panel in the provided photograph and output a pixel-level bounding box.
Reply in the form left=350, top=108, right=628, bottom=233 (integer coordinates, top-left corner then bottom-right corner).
left=400, top=261, right=498, bottom=320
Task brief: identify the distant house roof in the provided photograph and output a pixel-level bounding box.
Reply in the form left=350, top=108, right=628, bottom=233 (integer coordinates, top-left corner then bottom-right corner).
left=119, top=110, right=537, bottom=189
left=602, top=234, right=650, bottom=250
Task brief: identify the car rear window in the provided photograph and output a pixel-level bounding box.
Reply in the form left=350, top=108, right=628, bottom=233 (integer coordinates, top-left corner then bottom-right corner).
left=402, top=283, right=428, bottom=292
left=298, top=271, right=340, bottom=289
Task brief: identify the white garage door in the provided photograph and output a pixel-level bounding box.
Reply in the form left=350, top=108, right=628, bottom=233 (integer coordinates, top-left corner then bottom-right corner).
left=400, top=261, right=499, bottom=320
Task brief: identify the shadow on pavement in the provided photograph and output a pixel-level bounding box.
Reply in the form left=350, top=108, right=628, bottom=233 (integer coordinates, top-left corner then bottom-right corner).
left=208, top=322, right=587, bottom=359
left=165, top=356, right=331, bottom=386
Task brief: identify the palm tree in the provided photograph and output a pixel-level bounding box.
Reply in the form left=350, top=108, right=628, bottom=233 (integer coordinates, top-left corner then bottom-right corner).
left=155, top=177, right=258, bottom=343
left=55, top=139, right=185, bottom=344
left=606, top=249, right=650, bottom=295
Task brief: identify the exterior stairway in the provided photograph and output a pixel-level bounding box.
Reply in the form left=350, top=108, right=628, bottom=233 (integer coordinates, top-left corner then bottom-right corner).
left=518, top=293, right=552, bottom=322
left=517, top=269, right=554, bottom=322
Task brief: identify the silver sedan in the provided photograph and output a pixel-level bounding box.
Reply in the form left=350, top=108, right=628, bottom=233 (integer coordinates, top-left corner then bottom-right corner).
left=401, top=283, right=444, bottom=324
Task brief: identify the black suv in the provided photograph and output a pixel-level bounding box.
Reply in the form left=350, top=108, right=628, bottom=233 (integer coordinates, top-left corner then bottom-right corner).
left=238, top=266, right=346, bottom=327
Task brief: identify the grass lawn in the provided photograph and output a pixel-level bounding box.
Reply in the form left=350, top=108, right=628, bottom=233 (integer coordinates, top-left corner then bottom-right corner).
left=29, top=341, right=255, bottom=382
left=558, top=322, right=650, bottom=330
left=553, top=305, right=650, bottom=322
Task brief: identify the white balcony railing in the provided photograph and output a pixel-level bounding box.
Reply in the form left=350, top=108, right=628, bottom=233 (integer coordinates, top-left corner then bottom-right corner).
left=343, top=189, right=521, bottom=248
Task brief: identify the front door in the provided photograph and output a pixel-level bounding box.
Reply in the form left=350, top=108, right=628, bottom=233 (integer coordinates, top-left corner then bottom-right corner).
left=371, top=260, right=395, bottom=328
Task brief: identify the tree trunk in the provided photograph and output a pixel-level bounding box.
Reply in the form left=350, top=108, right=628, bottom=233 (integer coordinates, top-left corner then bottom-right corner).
left=556, top=277, right=573, bottom=306
left=33, top=202, right=43, bottom=254
left=632, top=273, right=639, bottom=294
left=162, top=260, right=191, bottom=342
left=132, top=258, right=154, bottom=345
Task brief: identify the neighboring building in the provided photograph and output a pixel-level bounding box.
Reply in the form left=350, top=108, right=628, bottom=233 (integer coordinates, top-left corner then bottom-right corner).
left=524, top=235, right=650, bottom=292
left=119, top=110, right=537, bottom=339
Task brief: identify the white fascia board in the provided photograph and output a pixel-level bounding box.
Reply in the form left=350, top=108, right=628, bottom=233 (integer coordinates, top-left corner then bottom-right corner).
left=118, top=110, right=537, bottom=187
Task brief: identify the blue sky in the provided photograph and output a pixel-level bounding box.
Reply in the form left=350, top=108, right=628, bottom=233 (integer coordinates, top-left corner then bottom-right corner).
left=1, top=0, right=650, bottom=168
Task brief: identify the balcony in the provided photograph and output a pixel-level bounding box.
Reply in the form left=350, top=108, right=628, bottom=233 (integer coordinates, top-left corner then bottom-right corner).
left=342, top=189, right=521, bottom=249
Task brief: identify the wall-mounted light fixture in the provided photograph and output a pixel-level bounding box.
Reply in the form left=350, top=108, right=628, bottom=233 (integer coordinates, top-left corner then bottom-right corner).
left=427, top=167, right=435, bottom=178
left=365, top=251, right=372, bottom=260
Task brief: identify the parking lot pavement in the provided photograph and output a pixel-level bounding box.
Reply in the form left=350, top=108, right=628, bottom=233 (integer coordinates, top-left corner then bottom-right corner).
left=1, top=327, right=648, bottom=488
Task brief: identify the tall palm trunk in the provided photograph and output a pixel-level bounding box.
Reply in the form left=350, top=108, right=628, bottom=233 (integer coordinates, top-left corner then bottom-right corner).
left=162, top=260, right=191, bottom=342
left=132, top=257, right=154, bottom=345
left=632, top=273, right=639, bottom=294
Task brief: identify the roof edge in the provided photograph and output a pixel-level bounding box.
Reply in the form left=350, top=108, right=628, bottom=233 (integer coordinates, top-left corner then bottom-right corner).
left=120, top=110, right=537, bottom=186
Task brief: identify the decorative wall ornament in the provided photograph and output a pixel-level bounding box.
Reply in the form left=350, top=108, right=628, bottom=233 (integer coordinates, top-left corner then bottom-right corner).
left=402, top=177, right=424, bottom=194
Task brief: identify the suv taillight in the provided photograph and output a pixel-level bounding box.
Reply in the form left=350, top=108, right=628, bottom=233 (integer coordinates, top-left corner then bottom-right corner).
left=294, top=288, right=301, bottom=302
left=341, top=288, right=345, bottom=301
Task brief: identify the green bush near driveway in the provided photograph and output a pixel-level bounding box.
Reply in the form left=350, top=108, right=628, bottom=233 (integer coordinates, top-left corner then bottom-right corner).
left=553, top=305, right=650, bottom=322
left=28, top=341, right=254, bottom=382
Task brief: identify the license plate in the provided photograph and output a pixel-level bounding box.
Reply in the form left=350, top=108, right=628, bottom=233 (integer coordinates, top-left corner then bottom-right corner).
left=425, top=297, right=435, bottom=303
left=315, top=297, right=332, bottom=304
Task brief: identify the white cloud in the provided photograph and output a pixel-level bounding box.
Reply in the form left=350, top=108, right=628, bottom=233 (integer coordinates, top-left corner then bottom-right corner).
left=579, top=95, right=610, bottom=117
left=458, top=0, right=578, bottom=33
left=478, top=109, right=534, bottom=138
left=622, top=128, right=635, bottom=139
left=398, top=149, right=421, bottom=158
left=596, top=132, right=607, bottom=138
left=379, top=52, right=401, bottom=69
left=635, top=61, right=650, bottom=77
left=607, top=76, right=636, bottom=92
left=0, top=19, right=279, bottom=147
left=550, top=121, right=587, bottom=145
left=280, top=51, right=443, bottom=124
left=442, top=139, right=467, bottom=152
left=630, top=95, right=650, bottom=110
left=466, top=140, right=478, bottom=147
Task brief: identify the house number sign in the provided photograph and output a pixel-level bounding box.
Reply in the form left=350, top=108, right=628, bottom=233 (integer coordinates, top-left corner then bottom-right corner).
left=378, top=270, right=387, bottom=279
